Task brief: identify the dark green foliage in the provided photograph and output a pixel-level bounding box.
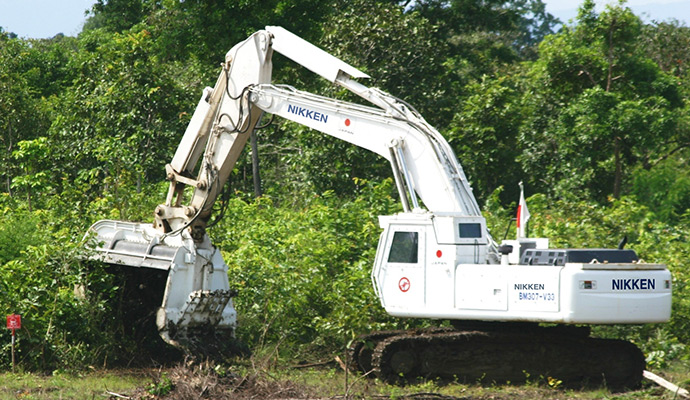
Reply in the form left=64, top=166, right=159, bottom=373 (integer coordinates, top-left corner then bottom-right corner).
left=0, top=211, right=119, bottom=370
left=411, top=0, right=559, bottom=59
left=641, top=19, right=690, bottom=79
left=630, top=156, right=690, bottom=223
left=263, top=0, right=450, bottom=196
left=0, top=36, right=53, bottom=198
left=0, top=205, right=45, bottom=265
left=97, top=0, right=333, bottom=67
left=213, top=179, right=412, bottom=355
left=323, top=0, right=448, bottom=118
left=84, top=0, right=150, bottom=33
left=47, top=28, right=191, bottom=211
left=518, top=1, right=684, bottom=201
left=447, top=75, right=525, bottom=204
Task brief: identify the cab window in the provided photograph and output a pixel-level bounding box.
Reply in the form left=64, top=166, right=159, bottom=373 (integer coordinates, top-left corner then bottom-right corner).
left=458, top=223, right=482, bottom=238
left=387, top=231, right=419, bottom=263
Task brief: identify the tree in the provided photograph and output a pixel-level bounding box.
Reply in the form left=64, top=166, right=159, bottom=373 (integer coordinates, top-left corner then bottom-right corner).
left=11, top=137, right=51, bottom=211
left=518, top=0, right=682, bottom=202
left=95, top=0, right=335, bottom=67
left=84, top=0, right=151, bottom=33
left=47, top=28, right=190, bottom=217
left=0, top=35, right=54, bottom=195
left=447, top=75, right=525, bottom=204
left=641, top=19, right=690, bottom=79
left=410, top=0, right=559, bottom=60
left=252, top=0, right=451, bottom=198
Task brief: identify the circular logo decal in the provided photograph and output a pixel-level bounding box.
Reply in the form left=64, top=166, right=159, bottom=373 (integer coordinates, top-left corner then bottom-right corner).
left=398, top=277, right=411, bottom=292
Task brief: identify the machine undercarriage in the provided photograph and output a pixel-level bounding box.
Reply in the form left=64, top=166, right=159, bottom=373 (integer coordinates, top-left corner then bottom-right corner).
left=348, top=323, right=645, bottom=390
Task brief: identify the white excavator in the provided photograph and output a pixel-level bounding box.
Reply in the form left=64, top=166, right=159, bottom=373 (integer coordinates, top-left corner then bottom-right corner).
left=86, top=26, right=672, bottom=388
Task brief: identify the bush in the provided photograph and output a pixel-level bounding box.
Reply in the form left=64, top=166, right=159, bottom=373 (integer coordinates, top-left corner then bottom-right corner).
left=212, top=178, right=429, bottom=358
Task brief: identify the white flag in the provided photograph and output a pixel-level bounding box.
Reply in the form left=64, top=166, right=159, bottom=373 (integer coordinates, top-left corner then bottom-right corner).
left=517, top=182, right=530, bottom=239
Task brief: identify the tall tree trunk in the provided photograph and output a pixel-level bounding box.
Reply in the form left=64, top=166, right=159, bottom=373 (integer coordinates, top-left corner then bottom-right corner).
left=6, top=122, right=12, bottom=196
left=251, top=130, right=262, bottom=198
left=613, top=136, right=622, bottom=198
left=606, top=15, right=617, bottom=92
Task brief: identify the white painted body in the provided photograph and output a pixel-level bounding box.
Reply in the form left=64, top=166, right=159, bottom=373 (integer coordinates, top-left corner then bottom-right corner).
left=371, top=213, right=671, bottom=324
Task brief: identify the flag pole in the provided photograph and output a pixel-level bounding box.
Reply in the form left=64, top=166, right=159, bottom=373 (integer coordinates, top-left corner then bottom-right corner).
left=517, top=181, right=530, bottom=239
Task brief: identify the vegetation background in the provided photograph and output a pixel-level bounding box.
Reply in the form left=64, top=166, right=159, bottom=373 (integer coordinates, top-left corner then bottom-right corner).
left=0, top=0, right=689, bottom=380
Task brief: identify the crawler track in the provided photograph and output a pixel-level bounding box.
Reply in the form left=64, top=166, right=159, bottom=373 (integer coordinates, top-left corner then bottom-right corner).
left=348, top=324, right=644, bottom=390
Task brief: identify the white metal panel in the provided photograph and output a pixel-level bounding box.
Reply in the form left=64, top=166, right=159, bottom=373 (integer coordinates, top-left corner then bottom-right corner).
left=455, top=265, right=508, bottom=311
left=266, top=25, right=370, bottom=82
left=170, top=88, right=212, bottom=174
left=432, top=215, right=488, bottom=245
left=425, top=243, right=455, bottom=309
left=560, top=265, right=672, bottom=323
left=507, top=266, right=560, bottom=312
left=251, top=84, right=397, bottom=160
left=378, top=260, right=672, bottom=325
left=432, top=215, right=456, bottom=244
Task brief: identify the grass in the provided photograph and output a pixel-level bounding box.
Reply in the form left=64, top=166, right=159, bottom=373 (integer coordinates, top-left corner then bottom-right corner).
left=0, top=358, right=687, bottom=399
left=0, top=370, right=148, bottom=400
left=211, top=354, right=690, bottom=400
left=248, top=365, right=683, bottom=400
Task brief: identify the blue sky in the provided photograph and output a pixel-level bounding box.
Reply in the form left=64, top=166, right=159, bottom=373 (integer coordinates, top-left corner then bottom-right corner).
left=548, top=0, right=690, bottom=26
left=0, top=0, right=688, bottom=39
left=0, top=0, right=97, bottom=38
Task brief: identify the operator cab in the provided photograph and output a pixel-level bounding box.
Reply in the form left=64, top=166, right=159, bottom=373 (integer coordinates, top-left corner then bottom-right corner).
left=372, top=212, right=493, bottom=313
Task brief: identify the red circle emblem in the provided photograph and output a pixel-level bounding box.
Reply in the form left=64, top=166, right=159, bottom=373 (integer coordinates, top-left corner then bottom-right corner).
left=398, top=277, right=411, bottom=292
left=436, top=250, right=442, bottom=258
left=344, top=118, right=351, bottom=126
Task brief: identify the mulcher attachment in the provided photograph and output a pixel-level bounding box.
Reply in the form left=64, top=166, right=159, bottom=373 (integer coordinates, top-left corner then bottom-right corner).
left=85, top=220, right=238, bottom=353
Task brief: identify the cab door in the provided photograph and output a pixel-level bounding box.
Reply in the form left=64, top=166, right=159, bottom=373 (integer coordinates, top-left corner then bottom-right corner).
left=374, top=225, right=425, bottom=312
